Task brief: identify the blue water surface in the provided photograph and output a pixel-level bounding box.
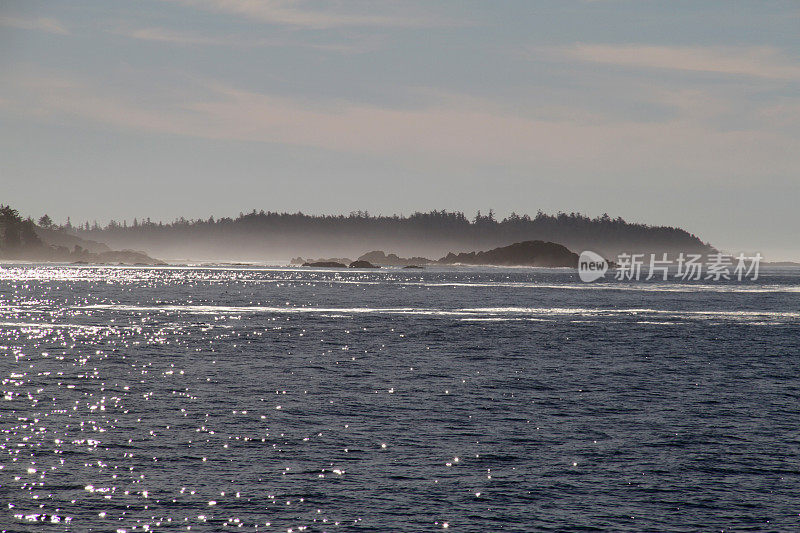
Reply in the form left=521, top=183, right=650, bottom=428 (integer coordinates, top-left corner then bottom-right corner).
left=1, top=265, right=799, bottom=532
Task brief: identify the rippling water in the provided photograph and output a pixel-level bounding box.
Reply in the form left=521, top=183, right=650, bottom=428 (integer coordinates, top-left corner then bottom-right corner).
left=1, top=265, right=799, bottom=532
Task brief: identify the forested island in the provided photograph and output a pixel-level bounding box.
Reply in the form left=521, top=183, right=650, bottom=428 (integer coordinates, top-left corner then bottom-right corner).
left=60, top=209, right=713, bottom=262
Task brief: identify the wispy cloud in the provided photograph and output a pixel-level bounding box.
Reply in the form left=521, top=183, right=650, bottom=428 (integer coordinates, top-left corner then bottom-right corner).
left=540, top=44, right=800, bottom=80
left=5, top=74, right=798, bottom=181
left=165, top=0, right=457, bottom=29
left=114, top=27, right=231, bottom=46
left=0, top=16, right=69, bottom=35
left=110, top=26, right=381, bottom=53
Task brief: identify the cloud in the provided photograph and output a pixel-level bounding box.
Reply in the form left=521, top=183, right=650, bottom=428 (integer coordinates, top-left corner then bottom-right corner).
left=540, top=44, right=800, bottom=80
left=0, top=16, right=69, bottom=35
left=164, top=0, right=456, bottom=29
left=114, top=27, right=231, bottom=46
left=110, top=26, right=381, bottom=53
left=5, top=74, right=799, bottom=182
left=757, top=102, right=800, bottom=133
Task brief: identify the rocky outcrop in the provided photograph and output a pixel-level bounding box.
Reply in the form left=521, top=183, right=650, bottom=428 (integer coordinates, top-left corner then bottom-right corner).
left=295, top=242, right=579, bottom=269
left=357, top=250, right=432, bottom=266
left=438, top=241, right=579, bottom=267
left=349, top=260, right=379, bottom=269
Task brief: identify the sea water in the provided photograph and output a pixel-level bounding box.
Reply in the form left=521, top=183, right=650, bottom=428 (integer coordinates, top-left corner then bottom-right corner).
left=1, top=265, right=799, bottom=531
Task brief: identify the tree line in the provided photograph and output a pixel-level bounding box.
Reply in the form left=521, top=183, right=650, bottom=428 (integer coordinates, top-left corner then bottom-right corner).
left=62, top=209, right=712, bottom=258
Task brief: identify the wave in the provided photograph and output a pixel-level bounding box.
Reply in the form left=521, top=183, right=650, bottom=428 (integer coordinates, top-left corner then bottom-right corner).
left=74, top=304, right=799, bottom=324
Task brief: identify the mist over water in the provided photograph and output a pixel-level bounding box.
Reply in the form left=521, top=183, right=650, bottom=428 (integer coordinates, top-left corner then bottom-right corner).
left=1, top=265, right=799, bottom=531
left=69, top=211, right=712, bottom=263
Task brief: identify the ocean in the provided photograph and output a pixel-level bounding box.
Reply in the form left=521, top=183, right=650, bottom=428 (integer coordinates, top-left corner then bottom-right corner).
left=1, top=265, right=799, bottom=532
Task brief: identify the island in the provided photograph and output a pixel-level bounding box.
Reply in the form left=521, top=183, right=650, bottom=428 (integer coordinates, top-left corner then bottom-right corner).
left=301, top=241, right=583, bottom=268
left=348, top=260, right=379, bottom=268
left=357, top=250, right=432, bottom=267
left=438, top=240, right=579, bottom=267
left=296, top=241, right=584, bottom=269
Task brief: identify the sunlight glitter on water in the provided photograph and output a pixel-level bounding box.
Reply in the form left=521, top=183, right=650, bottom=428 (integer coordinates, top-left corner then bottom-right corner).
left=1, top=264, right=800, bottom=531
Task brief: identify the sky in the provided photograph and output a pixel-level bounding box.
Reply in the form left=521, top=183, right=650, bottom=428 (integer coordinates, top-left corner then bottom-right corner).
left=1, top=1, right=799, bottom=260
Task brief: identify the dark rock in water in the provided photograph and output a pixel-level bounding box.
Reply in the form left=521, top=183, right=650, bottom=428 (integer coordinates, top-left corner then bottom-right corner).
left=289, top=257, right=305, bottom=265
left=403, top=265, right=423, bottom=269
left=438, top=241, right=579, bottom=267
left=349, top=260, right=379, bottom=269
left=358, top=250, right=432, bottom=266
left=302, top=261, right=347, bottom=268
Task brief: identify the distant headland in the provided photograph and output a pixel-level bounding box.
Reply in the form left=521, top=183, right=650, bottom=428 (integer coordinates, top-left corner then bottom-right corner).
left=2, top=204, right=714, bottom=265
left=61, top=208, right=713, bottom=263
left=0, top=205, right=164, bottom=265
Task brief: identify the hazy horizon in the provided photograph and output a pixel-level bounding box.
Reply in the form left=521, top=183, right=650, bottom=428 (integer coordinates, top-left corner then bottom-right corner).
left=2, top=1, right=799, bottom=260
left=49, top=208, right=711, bottom=264
left=10, top=205, right=794, bottom=263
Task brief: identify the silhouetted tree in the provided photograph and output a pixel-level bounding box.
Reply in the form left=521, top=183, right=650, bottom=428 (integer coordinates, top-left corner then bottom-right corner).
left=38, top=214, right=54, bottom=228
left=0, top=205, right=42, bottom=250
